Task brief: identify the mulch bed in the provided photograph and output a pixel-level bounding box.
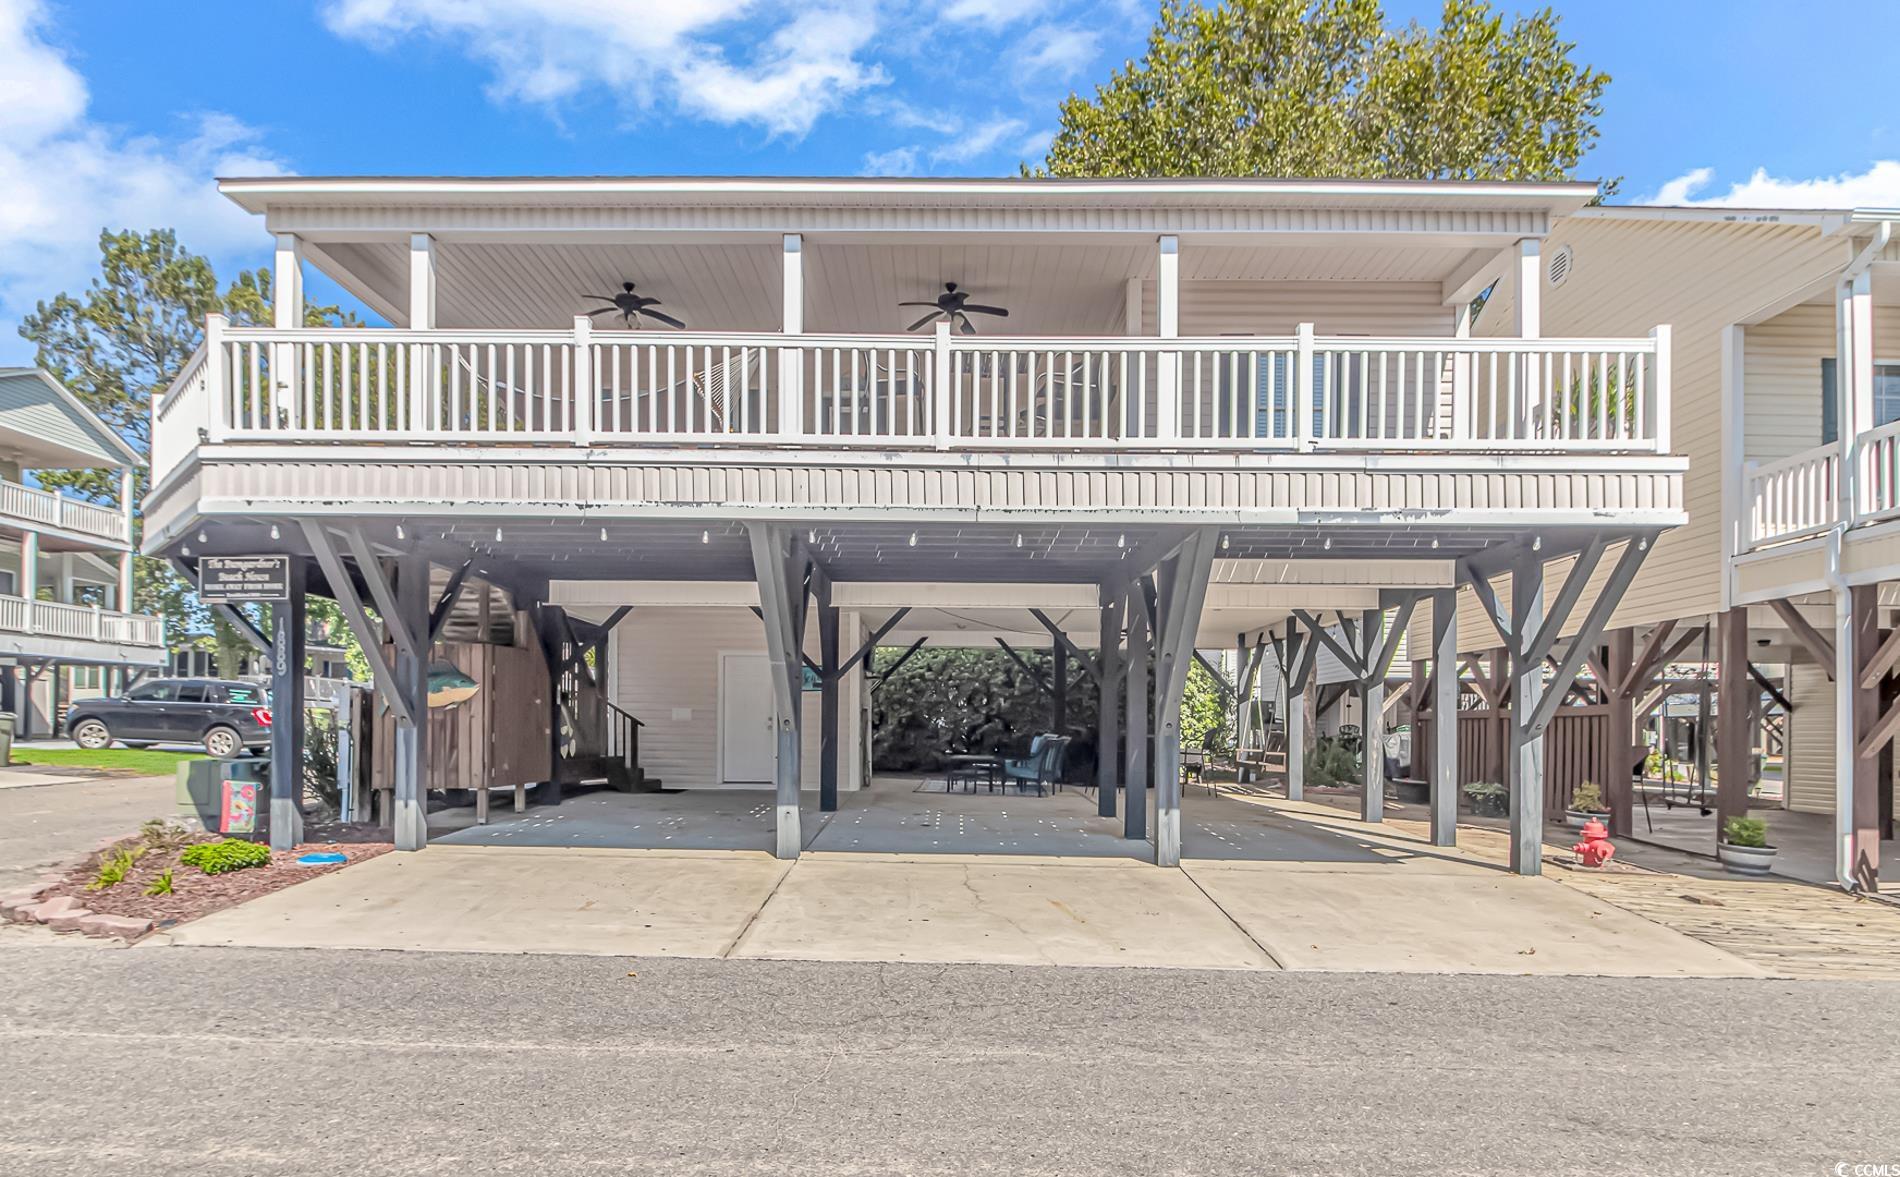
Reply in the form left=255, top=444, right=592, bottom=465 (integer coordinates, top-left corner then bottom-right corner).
left=41, top=826, right=392, bottom=932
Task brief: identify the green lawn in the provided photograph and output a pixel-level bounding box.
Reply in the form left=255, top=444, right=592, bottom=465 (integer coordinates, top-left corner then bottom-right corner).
left=12, top=747, right=207, bottom=775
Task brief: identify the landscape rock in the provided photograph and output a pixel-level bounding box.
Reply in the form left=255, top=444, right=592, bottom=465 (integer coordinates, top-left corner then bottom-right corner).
left=30, top=894, right=84, bottom=924
left=45, top=903, right=94, bottom=932
left=77, top=912, right=152, bottom=940
left=1, top=892, right=44, bottom=921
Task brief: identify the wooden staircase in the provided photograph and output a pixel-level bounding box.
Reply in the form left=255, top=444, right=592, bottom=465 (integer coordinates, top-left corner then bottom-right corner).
left=558, top=695, right=660, bottom=792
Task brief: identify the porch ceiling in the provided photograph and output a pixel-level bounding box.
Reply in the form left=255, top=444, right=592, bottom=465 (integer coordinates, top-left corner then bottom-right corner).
left=311, top=237, right=1485, bottom=333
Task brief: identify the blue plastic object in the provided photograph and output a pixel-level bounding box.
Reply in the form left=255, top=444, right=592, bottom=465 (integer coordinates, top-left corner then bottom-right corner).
left=296, top=851, right=348, bottom=865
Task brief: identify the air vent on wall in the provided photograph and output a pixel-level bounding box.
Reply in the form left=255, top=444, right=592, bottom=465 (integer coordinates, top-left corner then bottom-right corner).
left=1547, top=245, right=1573, bottom=287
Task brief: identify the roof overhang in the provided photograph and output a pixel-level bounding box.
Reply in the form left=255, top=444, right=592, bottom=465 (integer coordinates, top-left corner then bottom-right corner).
left=220, top=174, right=1602, bottom=218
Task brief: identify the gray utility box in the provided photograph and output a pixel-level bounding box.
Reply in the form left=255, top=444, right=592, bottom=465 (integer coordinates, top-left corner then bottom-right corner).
left=177, top=758, right=272, bottom=843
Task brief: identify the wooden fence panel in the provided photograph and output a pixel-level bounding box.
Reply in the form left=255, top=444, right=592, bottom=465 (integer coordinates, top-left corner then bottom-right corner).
left=1455, top=705, right=1609, bottom=811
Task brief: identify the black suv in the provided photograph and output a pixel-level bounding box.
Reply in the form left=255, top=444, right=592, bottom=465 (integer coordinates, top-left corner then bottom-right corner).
left=66, top=678, right=272, bottom=758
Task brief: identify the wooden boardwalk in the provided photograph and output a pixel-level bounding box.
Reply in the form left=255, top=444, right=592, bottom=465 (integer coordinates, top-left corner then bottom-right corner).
left=1223, top=788, right=1900, bottom=981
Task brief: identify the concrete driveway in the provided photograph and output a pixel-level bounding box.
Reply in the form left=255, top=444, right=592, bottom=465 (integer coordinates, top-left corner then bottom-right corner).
left=156, top=784, right=1767, bottom=977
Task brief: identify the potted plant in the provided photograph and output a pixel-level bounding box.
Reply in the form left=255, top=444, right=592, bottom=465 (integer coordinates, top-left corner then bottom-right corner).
left=1565, top=780, right=1611, bottom=828
left=1717, top=815, right=1776, bottom=875
left=1461, top=780, right=1509, bottom=818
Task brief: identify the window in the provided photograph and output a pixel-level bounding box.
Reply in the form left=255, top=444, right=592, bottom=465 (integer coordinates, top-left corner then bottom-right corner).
left=126, top=681, right=177, bottom=703
left=69, top=666, right=100, bottom=690
left=174, top=683, right=208, bottom=704
left=222, top=683, right=265, bottom=706
left=1820, top=358, right=1900, bottom=442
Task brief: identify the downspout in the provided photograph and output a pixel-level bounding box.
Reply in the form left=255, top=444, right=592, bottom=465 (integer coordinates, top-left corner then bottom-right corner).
left=1827, top=219, right=1892, bottom=892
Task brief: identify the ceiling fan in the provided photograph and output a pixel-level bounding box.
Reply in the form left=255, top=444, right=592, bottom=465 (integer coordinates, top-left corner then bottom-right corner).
left=900, top=282, right=1009, bottom=335
left=584, top=281, right=685, bottom=329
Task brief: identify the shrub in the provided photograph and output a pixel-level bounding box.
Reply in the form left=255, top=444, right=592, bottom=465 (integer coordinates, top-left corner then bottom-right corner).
left=180, top=839, right=272, bottom=875
left=1462, top=780, right=1509, bottom=816
left=1721, top=816, right=1769, bottom=849
left=139, top=819, right=192, bottom=852
left=1570, top=780, right=1608, bottom=813
left=1304, top=736, right=1360, bottom=786
left=87, top=847, right=142, bottom=890
left=144, top=869, right=175, bottom=896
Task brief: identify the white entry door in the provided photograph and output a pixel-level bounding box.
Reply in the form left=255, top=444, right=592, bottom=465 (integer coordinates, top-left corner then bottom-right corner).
left=719, top=652, right=778, bottom=784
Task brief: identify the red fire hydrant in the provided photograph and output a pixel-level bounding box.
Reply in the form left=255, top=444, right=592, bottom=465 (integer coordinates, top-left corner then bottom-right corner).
left=1572, top=819, right=1615, bottom=867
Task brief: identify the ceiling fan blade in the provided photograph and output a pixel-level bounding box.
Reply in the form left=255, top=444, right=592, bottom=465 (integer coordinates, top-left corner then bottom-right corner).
left=957, top=313, right=977, bottom=335
left=640, top=308, right=687, bottom=329
left=586, top=307, right=622, bottom=318
left=906, top=311, right=942, bottom=332
left=896, top=301, right=940, bottom=308
left=961, top=305, right=1009, bottom=317
left=583, top=295, right=620, bottom=303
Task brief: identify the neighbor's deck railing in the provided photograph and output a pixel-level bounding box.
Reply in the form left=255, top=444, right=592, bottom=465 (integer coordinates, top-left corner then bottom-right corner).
left=1741, top=420, right=1900, bottom=552
left=150, top=316, right=1673, bottom=486
left=0, top=594, right=163, bottom=647
left=0, top=479, right=130, bottom=544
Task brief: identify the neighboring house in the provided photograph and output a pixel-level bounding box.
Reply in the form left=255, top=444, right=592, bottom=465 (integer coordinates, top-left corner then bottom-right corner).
left=143, top=175, right=1681, bottom=873
left=0, top=369, right=164, bottom=736
left=169, top=637, right=356, bottom=707
left=1432, top=204, right=1900, bottom=891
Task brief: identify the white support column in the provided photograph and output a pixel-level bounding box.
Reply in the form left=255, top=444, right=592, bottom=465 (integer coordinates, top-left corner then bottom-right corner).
left=1361, top=607, right=1385, bottom=824
left=779, top=233, right=804, bottom=437
left=1847, top=271, right=1875, bottom=519
left=1285, top=684, right=1305, bottom=802
left=1515, top=238, right=1542, bottom=429
left=391, top=552, right=430, bottom=852
left=56, top=552, right=74, bottom=605
left=117, top=551, right=133, bottom=612
left=1718, top=324, right=1745, bottom=580
left=408, top=233, right=437, bottom=434
left=748, top=524, right=806, bottom=860
left=1514, top=238, right=1541, bottom=339
left=1508, top=548, right=1547, bottom=876
left=273, top=233, right=304, bottom=328
left=204, top=312, right=228, bottom=443
left=1293, top=322, right=1314, bottom=446
left=1154, top=235, right=1180, bottom=441
left=272, top=234, right=304, bottom=430
left=1450, top=301, right=1472, bottom=441
left=1834, top=580, right=1859, bottom=890
left=20, top=531, right=37, bottom=630
left=572, top=315, right=593, bottom=445
left=1430, top=589, right=1458, bottom=847
left=1123, top=277, right=1143, bottom=334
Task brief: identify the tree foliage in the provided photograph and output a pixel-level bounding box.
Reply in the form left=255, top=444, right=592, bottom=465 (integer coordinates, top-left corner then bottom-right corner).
left=1037, top=0, right=1608, bottom=183
left=17, top=229, right=353, bottom=667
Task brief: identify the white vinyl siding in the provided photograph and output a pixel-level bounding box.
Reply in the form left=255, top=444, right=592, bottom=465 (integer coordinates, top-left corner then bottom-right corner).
left=609, top=606, right=861, bottom=792
left=1413, top=216, right=1850, bottom=655
left=1785, top=662, right=1835, bottom=815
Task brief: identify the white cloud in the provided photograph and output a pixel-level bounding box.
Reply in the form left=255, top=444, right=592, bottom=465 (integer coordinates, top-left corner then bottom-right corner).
left=1647, top=161, right=1900, bottom=210
left=0, top=0, right=284, bottom=363
left=930, top=116, right=1028, bottom=165
left=1012, top=23, right=1100, bottom=81
left=860, top=146, right=920, bottom=176
left=322, top=0, right=888, bottom=139
left=941, top=0, right=1051, bottom=27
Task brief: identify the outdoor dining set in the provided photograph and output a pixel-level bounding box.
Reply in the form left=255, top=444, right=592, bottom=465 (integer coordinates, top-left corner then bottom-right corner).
left=942, top=734, right=1072, bottom=796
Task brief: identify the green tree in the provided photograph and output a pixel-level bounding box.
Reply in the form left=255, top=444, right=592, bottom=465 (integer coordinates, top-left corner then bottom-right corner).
left=1037, top=0, right=1608, bottom=183
left=17, top=229, right=352, bottom=669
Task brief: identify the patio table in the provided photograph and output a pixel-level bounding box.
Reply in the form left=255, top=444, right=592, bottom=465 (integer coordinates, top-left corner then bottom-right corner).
left=943, top=754, right=1003, bottom=792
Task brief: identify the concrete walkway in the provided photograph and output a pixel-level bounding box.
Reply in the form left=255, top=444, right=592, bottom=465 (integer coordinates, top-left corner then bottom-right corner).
left=157, top=782, right=1769, bottom=977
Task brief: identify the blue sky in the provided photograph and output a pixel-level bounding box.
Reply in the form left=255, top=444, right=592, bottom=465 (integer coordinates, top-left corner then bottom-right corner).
left=6, top=0, right=1900, bottom=363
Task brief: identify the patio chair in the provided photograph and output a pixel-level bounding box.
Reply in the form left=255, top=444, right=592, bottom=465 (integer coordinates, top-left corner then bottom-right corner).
left=1003, top=735, right=1066, bottom=796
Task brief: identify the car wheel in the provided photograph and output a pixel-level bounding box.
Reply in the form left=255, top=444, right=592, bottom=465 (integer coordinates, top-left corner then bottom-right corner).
left=121, top=742, right=153, bottom=749
left=71, top=719, right=112, bottom=750
left=203, top=726, right=242, bottom=759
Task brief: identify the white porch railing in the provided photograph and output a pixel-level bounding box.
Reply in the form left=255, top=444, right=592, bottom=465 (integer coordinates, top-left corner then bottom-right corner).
left=0, top=479, right=130, bottom=544
left=1741, top=422, right=1900, bottom=551
left=0, top=594, right=164, bottom=647
left=1744, top=442, right=1844, bottom=548
left=149, top=319, right=1673, bottom=482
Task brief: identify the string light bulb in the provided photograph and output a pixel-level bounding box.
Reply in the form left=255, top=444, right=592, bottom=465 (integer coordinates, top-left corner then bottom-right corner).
left=396, top=524, right=405, bottom=540
left=701, top=529, right=710, bottom=544
left=495, top=527, right=503, bottom=542
left=1015, top=533, right=1023, bottom=548
left=908, top=532, right=918, bottom=547
left=269, top=524, right=280, bottom=541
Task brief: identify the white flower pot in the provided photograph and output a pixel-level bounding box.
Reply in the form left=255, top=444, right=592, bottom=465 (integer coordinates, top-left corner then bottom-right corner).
left=1717, top=841, right=1777, bottom=876
left=1564, top=809, right=1609, bottom=829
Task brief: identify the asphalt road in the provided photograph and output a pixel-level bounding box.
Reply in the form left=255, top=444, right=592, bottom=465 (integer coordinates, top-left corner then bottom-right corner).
left=0, top=946, right=1894, bottom=1175
left=0, top=774, right=177, bottom=891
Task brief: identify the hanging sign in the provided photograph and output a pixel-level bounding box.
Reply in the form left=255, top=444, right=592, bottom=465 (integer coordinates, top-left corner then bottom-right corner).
left=199, top=555, right=291, bottom=603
